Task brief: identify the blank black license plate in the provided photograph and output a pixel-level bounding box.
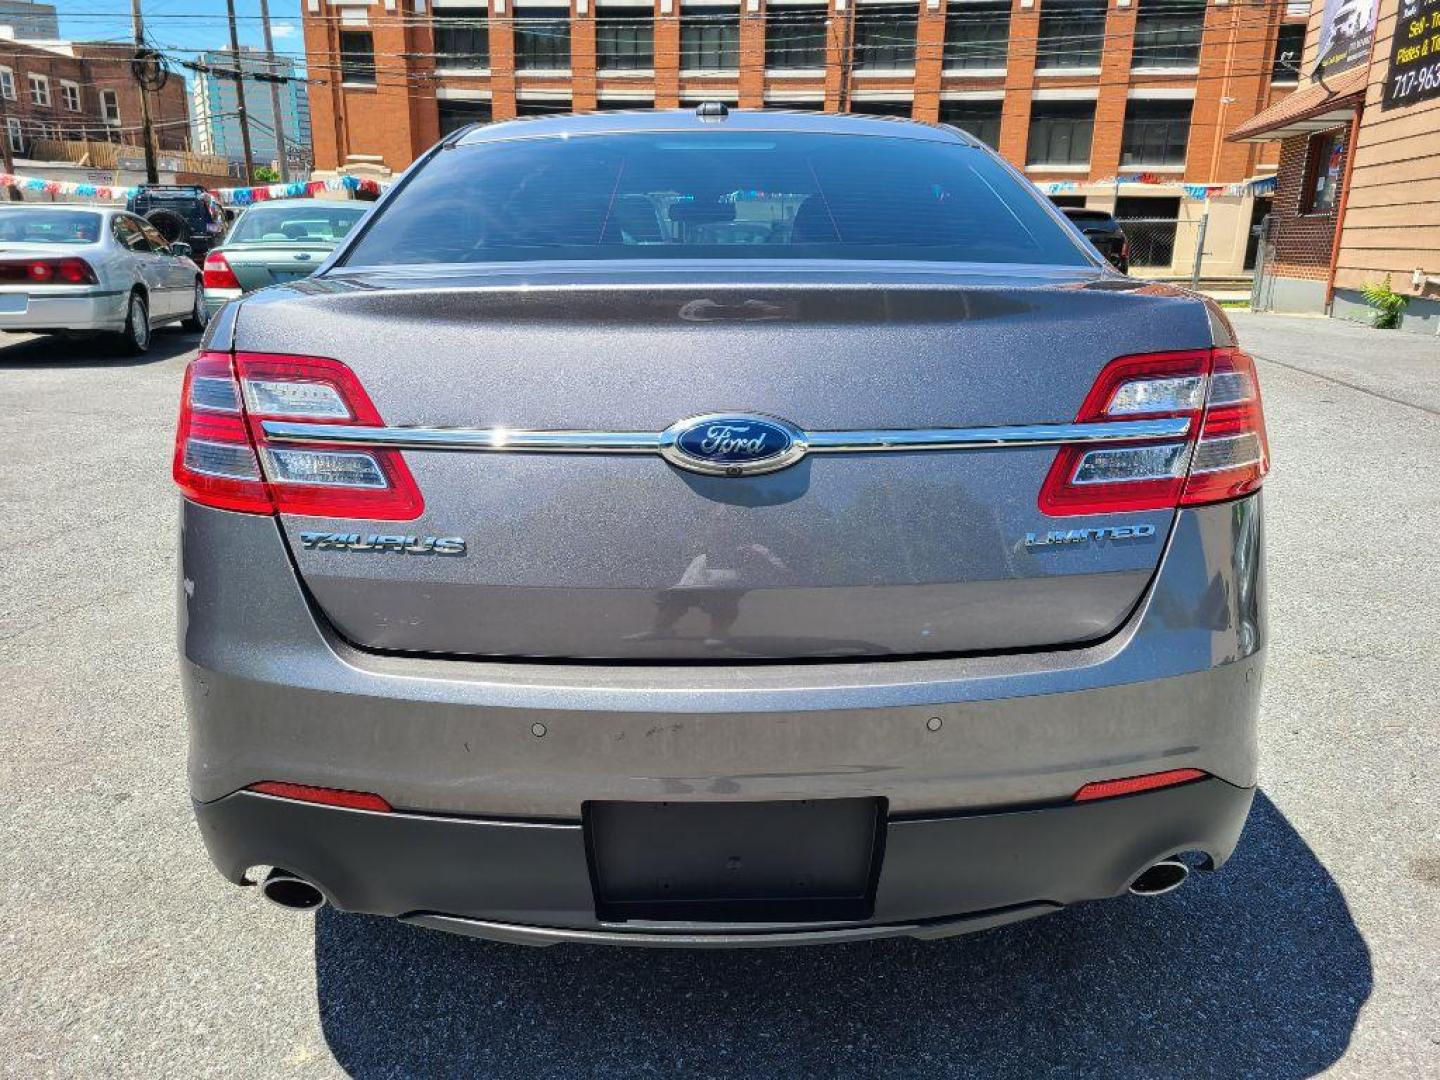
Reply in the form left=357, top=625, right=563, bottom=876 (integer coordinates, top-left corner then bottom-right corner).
left=585, top=798, right=885, bottom=923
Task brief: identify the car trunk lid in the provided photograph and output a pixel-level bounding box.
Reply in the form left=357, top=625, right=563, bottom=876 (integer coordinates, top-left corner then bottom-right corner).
left=222, top=244, right=331, bottom=289
left=231, top=267, right=1212, bottom=660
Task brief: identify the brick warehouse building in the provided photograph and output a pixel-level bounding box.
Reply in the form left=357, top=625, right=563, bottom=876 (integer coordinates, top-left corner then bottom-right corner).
left=303, top=0, right=1312, bottom=276
left=0, top=36, right=191, bottom=158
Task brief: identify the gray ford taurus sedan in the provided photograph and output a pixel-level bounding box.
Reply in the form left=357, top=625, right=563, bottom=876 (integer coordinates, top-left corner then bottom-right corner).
left=176, top=108, right=1267, bottom=947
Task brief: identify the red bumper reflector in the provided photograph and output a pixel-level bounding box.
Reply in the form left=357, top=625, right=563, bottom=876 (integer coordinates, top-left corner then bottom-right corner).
left=1072, top=768, right=1207, bottom=803
left=246, top=781, right=393, bottom=813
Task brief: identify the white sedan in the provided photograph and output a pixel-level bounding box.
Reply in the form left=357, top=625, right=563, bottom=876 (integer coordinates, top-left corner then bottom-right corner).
left=0, top=204, right=206, bottom=354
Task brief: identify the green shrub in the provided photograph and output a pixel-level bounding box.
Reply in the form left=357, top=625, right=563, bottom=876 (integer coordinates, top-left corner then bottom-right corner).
left=1361, top=277, right=1409, bottom=329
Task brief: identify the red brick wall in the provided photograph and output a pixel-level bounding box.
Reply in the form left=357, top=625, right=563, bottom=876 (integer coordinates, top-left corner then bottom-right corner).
left=302, top=0, right=1291, bottom=182
left=0, top=41, right=190, bottom=153
left=1268, top=129, right=1344, bottom=281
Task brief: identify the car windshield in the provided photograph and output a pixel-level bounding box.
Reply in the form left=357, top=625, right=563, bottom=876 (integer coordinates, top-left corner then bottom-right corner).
left=342, top=131, right=1091, bottom=267
left=228, top=204, right=367, bottom=245
left=0, top=210, right=102, bottom=244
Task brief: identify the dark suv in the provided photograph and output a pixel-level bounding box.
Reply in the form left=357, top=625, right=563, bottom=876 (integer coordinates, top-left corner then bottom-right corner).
left=1061, top=208, right=1130, bottom=274
left=126, top=184, right=225, bottom=261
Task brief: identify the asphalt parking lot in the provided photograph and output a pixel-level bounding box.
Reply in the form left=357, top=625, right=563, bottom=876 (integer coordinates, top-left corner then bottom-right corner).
left=2, top=312, right=1437, bottom=1078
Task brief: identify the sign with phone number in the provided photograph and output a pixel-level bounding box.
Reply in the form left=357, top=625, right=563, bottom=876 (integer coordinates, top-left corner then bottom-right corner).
left=1384, top=0, right=1440, bottom=109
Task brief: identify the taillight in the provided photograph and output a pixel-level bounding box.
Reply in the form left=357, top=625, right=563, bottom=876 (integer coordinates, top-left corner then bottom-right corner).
left=202, top=250, right=240, bottom=290
left=173, top=351, right=424, bottom=520
left=172, top=353, right=271, bottom=514
left=1178, top=349, right=1270, bottom=507
left=0, top=256, right=98, bottom=285
left=1038, top=347, right=1268, bottom=516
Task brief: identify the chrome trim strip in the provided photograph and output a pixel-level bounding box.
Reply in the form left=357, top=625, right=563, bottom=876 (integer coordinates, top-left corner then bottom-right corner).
left=261, top=417, right=1191, bottom=454
left=261, top=422, right=659, bottom=452
left=803, top=419, right=1190, bottom=452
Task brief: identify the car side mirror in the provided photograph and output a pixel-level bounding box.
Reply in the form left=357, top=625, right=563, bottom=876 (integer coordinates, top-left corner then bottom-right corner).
left=170, top=241, right=193, bottom=258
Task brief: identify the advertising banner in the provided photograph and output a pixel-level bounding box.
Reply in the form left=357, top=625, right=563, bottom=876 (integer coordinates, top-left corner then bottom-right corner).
left=1315, top=0, right=1378, bottom=76
left=1383, top=0, right=1440, bottom=109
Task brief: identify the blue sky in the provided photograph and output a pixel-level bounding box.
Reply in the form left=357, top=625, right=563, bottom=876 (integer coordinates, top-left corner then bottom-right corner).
left=51, top=0, right=306, bottom=70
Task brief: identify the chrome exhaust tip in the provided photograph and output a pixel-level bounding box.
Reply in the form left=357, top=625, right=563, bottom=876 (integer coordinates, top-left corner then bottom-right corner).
left=261, top=868, right=326, bottom=912
left=1129, top=859, right=1190, bottom=897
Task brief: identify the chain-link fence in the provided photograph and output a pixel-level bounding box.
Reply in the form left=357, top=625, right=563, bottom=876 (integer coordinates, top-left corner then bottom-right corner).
left=1115, top=215, right=1210, bottom=286
left=1249, top=216, right=1276, bottom=312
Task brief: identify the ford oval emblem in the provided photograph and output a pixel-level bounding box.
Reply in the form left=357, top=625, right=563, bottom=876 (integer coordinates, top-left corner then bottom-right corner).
left=659, top=413, right=808, bottom=477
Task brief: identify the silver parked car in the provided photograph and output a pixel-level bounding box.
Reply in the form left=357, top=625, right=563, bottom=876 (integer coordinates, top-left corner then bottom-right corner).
left=202, top=199, right=369, bottom=316
left=176, top=109, right=1268, bottom=947
left=0, top=205, right=205, bottom=353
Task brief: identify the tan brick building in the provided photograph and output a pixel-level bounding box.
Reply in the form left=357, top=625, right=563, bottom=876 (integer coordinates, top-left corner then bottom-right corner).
left=303, top=0, right=1311, bottom=276
left=1231, top=0, right=1440, bottom=332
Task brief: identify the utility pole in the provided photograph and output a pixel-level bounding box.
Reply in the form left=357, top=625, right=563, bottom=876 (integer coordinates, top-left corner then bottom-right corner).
left=0, top=71, right=20, bottom=199
left=257, top=0, right=289, bottom=182
left=225, top=0, right=256, bottom=186
left=131, top=0, right=159, bottom=183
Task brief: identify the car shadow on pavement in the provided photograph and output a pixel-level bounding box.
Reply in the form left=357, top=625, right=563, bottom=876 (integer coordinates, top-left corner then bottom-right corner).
left=0, top=327, right=199, bottom=369
left=312, top=792, right=1371, bottom=1079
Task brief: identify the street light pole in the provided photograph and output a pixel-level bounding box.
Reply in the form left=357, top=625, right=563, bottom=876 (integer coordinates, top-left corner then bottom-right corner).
left=257, top=0, right=290, bottom=182
left=225, top=0, right=256, bottom=186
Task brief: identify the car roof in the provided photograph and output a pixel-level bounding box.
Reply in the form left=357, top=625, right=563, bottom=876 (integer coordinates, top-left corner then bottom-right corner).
left=454, top=108, right=979, bottom=147
left=0, top=203, right=114, bottom=213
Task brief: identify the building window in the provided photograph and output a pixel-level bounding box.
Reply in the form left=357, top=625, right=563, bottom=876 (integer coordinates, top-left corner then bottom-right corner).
left=940, top=100, right=1002, bottom=148
left=1036, top=0, right=1105, bottom=69
left=766, top=4, right=829, bottom=70
left=848, top=99, right=912, bottom=116
left=1300, top=129, right=1345, bottom=214
left=1115, top=194, right=1180, bottom=267
left=100, top=89, right=121, bottom=125
left=6, top=117, right=21, bottom=154
left=60, top=80, right=80, bottom=112
left=437, top=99, right=492, bottom=135
left=28, top=73, right=50, bottom=107
left=594, top=98, right=654, bottom=109
left=1120, top=99, right=1192, bottom=165
left=596, top=9, right=653, bottom=70
left=1026, top=100, right=1095, bottom=165
left=514, top=98, right=572, bottom=115
left=1272, top=23, right=1304, bottom=80
left=854, top=4, right=918, bottom=70
left=514, top=8, right=571, bottom=70
left=434, top=7, right=489, bottom=69
left=1131, top=0, right=1203, bottom=68
left=681, top=6, right=739, bottom=71
left=340, top=30, right=376, bottom=85
left=943, top=2, right=1010, bottom=71
left=0, top=68, right=13, bottom=101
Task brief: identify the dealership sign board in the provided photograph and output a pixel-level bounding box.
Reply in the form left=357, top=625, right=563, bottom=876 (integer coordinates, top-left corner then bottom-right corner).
left=1384, top=0, right=1440, bottom=109
left=1315, top=0, right=1378, bottom=76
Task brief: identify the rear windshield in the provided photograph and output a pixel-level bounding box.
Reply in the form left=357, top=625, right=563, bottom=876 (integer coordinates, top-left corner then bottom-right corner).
left=229, top=204, right=367, bottom=245
left=341, top=132, right=1090, bottom=267
left=0, top=210, right=102, bottom=245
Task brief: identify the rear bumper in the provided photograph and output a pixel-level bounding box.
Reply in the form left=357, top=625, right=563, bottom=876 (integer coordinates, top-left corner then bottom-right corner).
left=181, top=493, right=1264, bottom=942
left=181, top=495, right=1265, bottom=818
left=195, top=777, right=1255, bottom=946
left=204, top=288, right=242, bottom=316
left=0, top=289, right=128, bottom=332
